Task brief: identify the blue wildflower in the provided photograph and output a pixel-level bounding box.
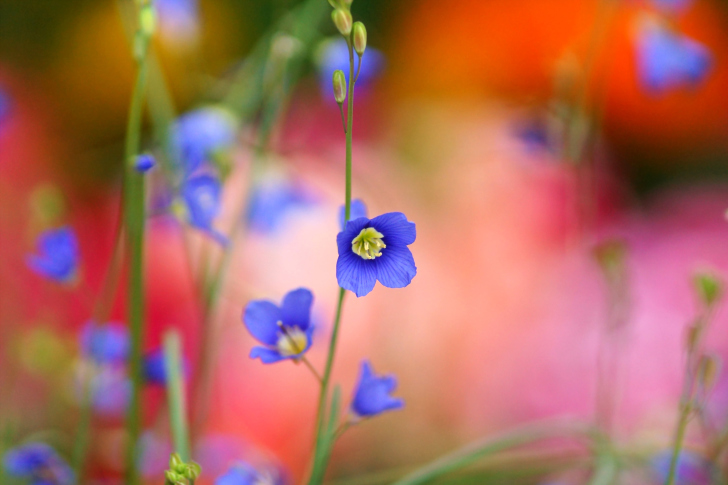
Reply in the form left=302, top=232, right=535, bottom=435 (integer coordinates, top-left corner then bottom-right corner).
left=243, top=288, right=315, bottom=364
left=635, top=18, right=711, bottom=93
left=3, top=442, right=75, bottom=485
left=351, top=360, right=404, bottom=418
left=652, top=451, right=713, bottom=485
left=317, top=38, right=385, bottom=100
left=336, top=212, right=416, bottom=297
left=26, top=226, right=79, bottom=283
left=181, top=173, right=228, bottom=245
left=338, top=199, right=367, bottom=231
left=170, top=107, right=236, bottom=174
left=80, top=321, right=129, bottom=365
left=135, top=154, right=156, bottom=173
left=216, top=462, right=284, bottom=485
left=143, top=348, right=189, bottom=385
left=247, top=180, right=314, bottom=234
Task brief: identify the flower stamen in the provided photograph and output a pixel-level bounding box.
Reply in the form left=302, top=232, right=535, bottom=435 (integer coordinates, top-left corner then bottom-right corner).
left=352, top=227, right=386, bottom=260
left=276, top=322, right=307, bottom=357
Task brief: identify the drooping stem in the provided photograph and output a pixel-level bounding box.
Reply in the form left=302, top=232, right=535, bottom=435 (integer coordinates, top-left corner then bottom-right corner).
left=123, top=12, right=152, bottom=485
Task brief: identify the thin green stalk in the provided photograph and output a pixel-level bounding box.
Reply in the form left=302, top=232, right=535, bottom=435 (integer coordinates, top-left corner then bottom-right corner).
left=163, top=331, right=191, bottom=461
left=123, top=15, right=152, bottom=485
left=665, top=401, right=691, bottom=485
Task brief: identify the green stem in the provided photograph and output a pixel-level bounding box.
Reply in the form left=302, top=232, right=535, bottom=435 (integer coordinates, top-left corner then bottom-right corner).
left=164, top=330, right=191, bottom=461
left=123, top=23, right=151, bottom=485
left=665, top=402, right=691, bottom=485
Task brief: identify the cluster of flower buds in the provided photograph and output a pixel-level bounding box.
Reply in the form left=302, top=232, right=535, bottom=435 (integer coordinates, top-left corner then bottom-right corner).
left=164, top=453, right=201, bottom=485
left=328, top=0, right=368, bottom=106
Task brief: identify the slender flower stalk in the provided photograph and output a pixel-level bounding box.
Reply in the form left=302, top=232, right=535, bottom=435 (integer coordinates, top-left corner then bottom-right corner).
left=123, top=3, right=153, bottom=483
left=163, top=331, right=191, bottom=462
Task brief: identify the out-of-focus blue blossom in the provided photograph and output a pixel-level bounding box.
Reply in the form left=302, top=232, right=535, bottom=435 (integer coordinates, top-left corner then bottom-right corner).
left=3, top=442, right=74, bottom=485
left=181, top=173, right=228, bottom=245
left=216, top=462, right=284, bottom=485
left=652, top=451, right=713, bottom=485
left=80, top=321, right=130, bottom=365
left=338, top=199, right=367, bottom=231
left=155, top=0, right=200, bottom=45
left=170, top=107, right=236, bottom=175
left=336, top=212, right=416, bottom=297
left=243, top=288, right=315, bottom=364
left=247, top=180, right=316, bottom=234
left=0, top=88, right=11, bottom=133
left=135, top=154, right=156, bottom=173
left=91, top=367, right=131, bottom=417
left=317, top=38, right=385, bottom=101
left=143, top=348, right=189, bottom=385
left=26, top=226, right=79, bottom=283
left=351, top=360, right=404, bottom=418
left=635, top=18, right=711, bottom=93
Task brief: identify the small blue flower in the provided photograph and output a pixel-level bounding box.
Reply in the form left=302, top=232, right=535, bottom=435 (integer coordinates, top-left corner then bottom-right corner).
left=635, top=18, right=711, bottom=93
left=351, top=360, right=404, bottom=418
left=143, top=348, right=189, bottom=385
left=338, top=199, right=368, bottom=231
left=80, top=321, right=130, bottom=365
left=336, top=212, right=416, bottom=297
left=652, top=451, right=713, bottom=485
left=26, top=226, right=79, bottom=283
left=3, top=442, right=75, bottom=485
left=247, top=181, right=315, bottom=234
left=170, top=107, right=236, bottom=174
left=216, top=462, right=284, bottom=485
left=243, top=288, right=315, bottom=364
left=91, top=367, right=131, bottom=417
left=135, top=154, right=156, bottom=173
left=181, top=173, right=228, bottom=245
left=317, top=38, right=385, bottom=101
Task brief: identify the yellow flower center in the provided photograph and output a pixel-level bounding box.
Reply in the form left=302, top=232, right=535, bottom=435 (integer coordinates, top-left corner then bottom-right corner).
left=351, top=227, right=386, bottom=260
left=276, top=323, right=307, bottom=357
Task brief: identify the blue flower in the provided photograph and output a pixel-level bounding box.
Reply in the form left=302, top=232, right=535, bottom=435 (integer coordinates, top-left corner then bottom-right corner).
left=135, top=154, right=156, bottom=173
left=155, top=0, right=199, bottom=44
left=26, top=226, right=79, bottom=283
left=338, top=199, right=367, bottom=231
left=247, top=181, right=315, bottom=234
left=143, top=348, right=189, bottom=385
left=243, top=288, right=315, bottom=364
left=351, top=360, right=404, bottom=418
left=216, top=462, right=284, bottom=485
left=170, top=107, right=236, bottom=175
left=181, top=173, right=228, bottom=245
left=3, top=442, right=75, bottom=485
left=80, top=321, right=130, bottom=365
left=90, top=367, right=131, bottom=417
left=635, top=18, right=711, bottom=93
left=317, top=38, right=385, bottom=100
left=652, top=451, right=713, bottom=485
left=336, top=212, right=416, bottom=297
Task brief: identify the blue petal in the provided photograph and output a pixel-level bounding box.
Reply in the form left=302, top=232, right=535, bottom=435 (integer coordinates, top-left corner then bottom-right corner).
left=183, top=174, right=222, bottom=229
left=337, top=249, right=377, bottom=297
left=80, top=321, right=130, bottom=364
left=250, top=346, right=287, bottom=364
left=171, top=107, right=235, bottom=174
left=26, top=227, right=79, bottom=282
left=337, top=217, right=370, bottom=253
left=338, top=199, right=368, bottom=230
left=351, top=360, right=404, bottom=417
left=280, top=288, right=313, bottom=330
left=243, top=300, right=282, bottom=346
left=135, top=154, right=156, bottom=173
left=369, top=212, right=416, bottom=247
left=374, top=245, right=417, bottom=289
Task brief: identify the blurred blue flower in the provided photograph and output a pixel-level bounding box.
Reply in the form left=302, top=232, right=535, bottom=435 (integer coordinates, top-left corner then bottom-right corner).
left=336, top=212, right=416, bottom=297
left=338, top=199, right=367, bottom=231
left=26, top=226, right=79, bottom=283
left=351, top=360, right=404, bottom=418
left=0, top=88, right=11, bottom=132
left=80, top=321, right=130, bottom=365
left=181, top=173, right=228, bottom=245
left=652, top=451, right=713, bottom=485
left=635, top=18, right=711, bottom=93
left=135, top=154, right=156, bottom=173
left=171, top=107, right=236, bottom=174
left=143, top=348, right=189, bottom=385
left=3, top=442, right=74, bottom=485
left=216, top=462, right=284, bottom=485
left=91, top=367, right=131, bottom=417
left=243, top=288, right=315, bottom=364
left=246, top=181, right=315, bottom=234
left=317, top=38, right=385, bottom=101
left=155, top=0, right=199, bottom=44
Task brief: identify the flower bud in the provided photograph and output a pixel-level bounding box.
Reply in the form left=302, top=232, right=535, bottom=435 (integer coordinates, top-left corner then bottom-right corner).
left=139, top=3, right=156, bottom=37
left=353, top=22, right=367, bottom=55
left=332, top=70, right=347, bottom=104
left=332, top=9, right=352, bottom=36
left=694, top=271, right=722, bottom=308
left=169, top=453, right=183, bottom=470
left=686, top=322, right=701, bottom=352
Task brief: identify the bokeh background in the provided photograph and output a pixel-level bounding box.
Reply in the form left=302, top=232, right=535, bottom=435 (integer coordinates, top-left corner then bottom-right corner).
left=4, top=0, right=728, bottom=483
